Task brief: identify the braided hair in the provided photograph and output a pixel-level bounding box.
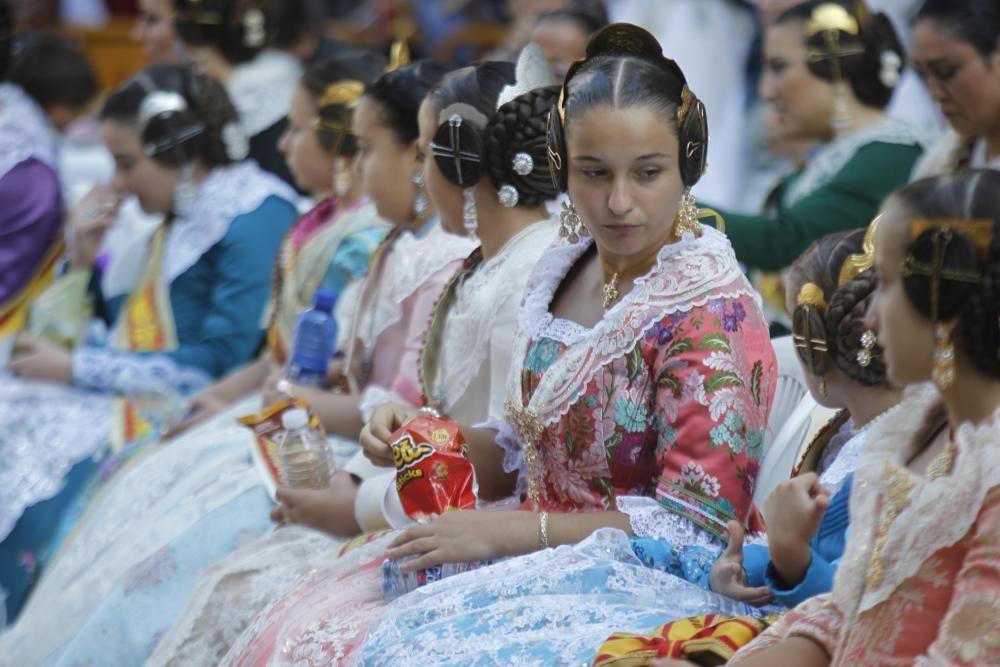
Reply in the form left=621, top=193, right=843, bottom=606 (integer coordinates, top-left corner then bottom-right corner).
left=892, top=170, right=1000, bottom=380
left=788, top=228, right=888, bottom=386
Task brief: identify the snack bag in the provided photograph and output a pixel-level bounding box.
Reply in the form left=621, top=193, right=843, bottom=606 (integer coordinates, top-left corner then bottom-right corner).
left=390, top=414, right=476, bottom=521
left=237, top=397, right=324, bottom=499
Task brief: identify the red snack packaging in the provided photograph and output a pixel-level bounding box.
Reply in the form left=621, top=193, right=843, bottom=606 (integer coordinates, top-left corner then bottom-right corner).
left=390, top=414, right=477, bottom=521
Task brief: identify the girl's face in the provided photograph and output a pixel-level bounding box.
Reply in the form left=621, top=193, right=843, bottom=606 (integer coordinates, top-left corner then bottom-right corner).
left=867, top=198, right=937, bottom=388
left=101, top=119, right=178, bottom=214
left=132, top=0, right=181, bottom=64
left=566, top=104, right=684, bottom=261
left=912, top=19, right=1000, bottom=140
left=760, top=20, right=838, bottom=141
left=417, top=99, right=466, bottom=236
left=278, top=85, right=335, bottom=196
left=352, top=95, right=423, bottom=226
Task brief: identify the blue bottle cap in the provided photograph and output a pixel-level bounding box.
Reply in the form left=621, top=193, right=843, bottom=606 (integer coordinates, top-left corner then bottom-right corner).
left=313, top=288, right=337, bottom=312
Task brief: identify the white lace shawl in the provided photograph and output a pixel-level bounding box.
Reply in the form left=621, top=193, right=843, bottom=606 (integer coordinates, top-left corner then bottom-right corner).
left=434, top=219, right=558, bottom=422
left=162, top=161, right=296, bottom=285
left=0, top=83, right=58, bottom=180
left=784, top=118, right=932, bottom=207
left=227, top=50, right=301, bottom=138
left=831, top=384, right=1000, bottom=614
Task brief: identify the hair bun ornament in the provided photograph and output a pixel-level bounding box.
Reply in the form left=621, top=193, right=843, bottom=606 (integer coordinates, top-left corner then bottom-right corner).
left=793, top=282, right=832, bottom=376
left=431, top=113, right=485, bottom=188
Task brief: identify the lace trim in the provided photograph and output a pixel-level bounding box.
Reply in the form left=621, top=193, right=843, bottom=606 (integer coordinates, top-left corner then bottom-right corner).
left=816, top=420, right=860, bottom=494
left=227, top=50, right=302, bottom=138
left=163, top=161, right=296, bottom=285
left=353, top=223, right=477, bottom=360
left=481, top=418, right=526, bottom=500
left=0, top=83, right=58, bottom=179
left=509, top=227, right=756, bottom=427
left=784, top=118, right=932, bottom=207
left=433, top=220, right=556, bottom=411
left=616, top=495, right=724, bottom=548
left=829, top=384, right=1000, bottom=614
left=72, top=346, right=213, bottom=396
left=0, top=378, right=112, bottom=541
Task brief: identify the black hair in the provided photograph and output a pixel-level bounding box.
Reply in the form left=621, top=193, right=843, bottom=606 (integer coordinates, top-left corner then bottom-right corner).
left=0, top=0, right=11, bottom=80
left=537, top=1, right=609, bottom=36
left=776, top=0, right=904, bottom=109
left=563, top=54, right=707, bottom=187
left=174, top=0, right=270, bottom=66
left=788, top=228, right=888, bottom=386
left=892, top=170, right=1000, bottom=379
left=7, top=32, right=99, bottom=111
left=301, top=51, right=387, bottom=155
left=267, top=0, right=309, bottom=50
left=915, top=0, right=1000, bottom=58
left=365, top=60, right=453, bottom=146
left=100, top=63, right=237, bottom=169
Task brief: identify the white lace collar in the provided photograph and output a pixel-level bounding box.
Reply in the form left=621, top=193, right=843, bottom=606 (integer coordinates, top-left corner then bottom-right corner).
left=0, top=83, right=58, bottom=179
left=163, top=161, right=296, bottom=284
left=509, top=226, right=758, bottom=425
left=785, top=118, right=932, bottom=207
left=434, top=218, right=558, bottom=411
left=227, top=50, right=302, bottom=138
left=832, top=384, right=1000, bottom=613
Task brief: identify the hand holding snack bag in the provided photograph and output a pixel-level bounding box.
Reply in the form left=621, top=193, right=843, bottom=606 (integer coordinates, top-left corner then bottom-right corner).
left=383, top=413, right=487, bottom=599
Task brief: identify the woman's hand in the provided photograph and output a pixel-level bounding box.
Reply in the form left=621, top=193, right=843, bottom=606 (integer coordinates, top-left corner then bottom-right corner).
left=763, top=474, right=830, bottom=586
left=708, top=520, right=774, bottom=607
left=162, top=390, right=228, bottom=439
left=271, top=471, right=362, bottom=537
left=385, top=510, right=535, bottom=571
left=360, top=402, right=421, bottom=467
left=66, top=185, right=122, bottom=270
left=8, top=337, right=73, bottom=384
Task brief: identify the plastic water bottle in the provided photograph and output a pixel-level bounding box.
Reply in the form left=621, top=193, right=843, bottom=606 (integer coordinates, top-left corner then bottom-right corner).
left=276, top=408, right=332, bottom=488
left=287, top=288, right=338, bottom=387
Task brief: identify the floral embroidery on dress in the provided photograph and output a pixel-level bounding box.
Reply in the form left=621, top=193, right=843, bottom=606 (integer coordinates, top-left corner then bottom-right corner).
left=942, top=590, right=1000, bottom=663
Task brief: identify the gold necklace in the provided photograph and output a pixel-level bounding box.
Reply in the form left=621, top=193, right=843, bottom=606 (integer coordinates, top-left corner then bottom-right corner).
left=925, top=438, right=958, bottom=480
left=599, top=246, right=663, bottom=309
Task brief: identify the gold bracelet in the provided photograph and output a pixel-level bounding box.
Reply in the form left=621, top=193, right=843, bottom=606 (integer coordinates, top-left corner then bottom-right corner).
left=538, top=511, right=550, bottom=549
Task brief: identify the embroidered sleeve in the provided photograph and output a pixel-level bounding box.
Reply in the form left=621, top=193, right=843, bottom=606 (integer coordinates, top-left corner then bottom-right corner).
left=729, top=593, right=843, bottom=664
left=73, top=346, right=212, bottom=396
left=917, top=486, right=1000, bottom=666
left=650, top=296, right=774, bottom=540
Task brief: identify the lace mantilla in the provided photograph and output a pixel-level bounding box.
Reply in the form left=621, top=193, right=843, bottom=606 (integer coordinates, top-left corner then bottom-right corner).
left=227, top=50, right=302, bottom=138
left=72, top=345, right=212, bottom=395
left=0, top=83, right=58, bottom=179
left=163, top=161, right=296, bottom=285
left=785, top=119, right=933, bottom=207
left=508, top=226, right=756, bottom=428
left=831, top=384, right=1000, bottom=614
left=432, top=220, right=557, bottom=412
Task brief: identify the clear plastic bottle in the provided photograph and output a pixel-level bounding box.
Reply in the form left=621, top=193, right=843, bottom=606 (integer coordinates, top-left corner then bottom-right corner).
left=287, top=288, right=338, bottom=387
left=276, top=408, right=332, bottom=488
left=381, top=556, right=495, bottom=602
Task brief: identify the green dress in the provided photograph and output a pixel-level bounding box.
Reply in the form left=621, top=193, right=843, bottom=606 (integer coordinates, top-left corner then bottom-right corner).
left=718, top=119, right=928, bottom=271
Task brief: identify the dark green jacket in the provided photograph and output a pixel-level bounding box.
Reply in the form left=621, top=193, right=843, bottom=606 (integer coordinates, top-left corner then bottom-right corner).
left=718, top=132, right=924, bottom=271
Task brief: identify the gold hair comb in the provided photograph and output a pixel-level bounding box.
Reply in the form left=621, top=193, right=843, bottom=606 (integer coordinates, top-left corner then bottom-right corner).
left=837, top=215, right=880, bottom=287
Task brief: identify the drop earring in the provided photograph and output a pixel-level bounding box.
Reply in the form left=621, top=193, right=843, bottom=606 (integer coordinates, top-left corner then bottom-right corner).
left=558, top=200, right=585, bottom=244
left=673, top=190, right=701, bottom=240
left=931, top=323, right=956, bottom=389
left=332, top=159, right=352, bottom=198
left=463, top=189, right=478, bottom=238
left=831, top=82, right=852, bottom=134
left=172, top=163, right=197, bottom=217
left=412, top=171, right=429, bottom=220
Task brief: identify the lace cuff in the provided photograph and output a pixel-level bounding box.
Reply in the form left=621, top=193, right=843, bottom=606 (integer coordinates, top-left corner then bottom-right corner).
left=72, top=347, right=211, bottom=396
left=479, top=418, right=525, bottom=500
left=616, top=495, right=724, bottom=549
